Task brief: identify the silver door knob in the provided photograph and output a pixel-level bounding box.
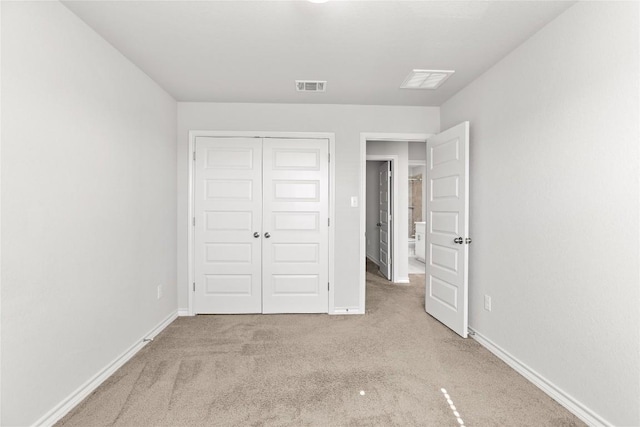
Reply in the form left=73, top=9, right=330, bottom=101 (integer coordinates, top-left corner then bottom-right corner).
left=253, top=232, right=260, bottom=238
left=264, top=232, right=271, bottom=238
left=454, top=237, right=463, bottom=244
left=465, top=237, right=472, bottom=244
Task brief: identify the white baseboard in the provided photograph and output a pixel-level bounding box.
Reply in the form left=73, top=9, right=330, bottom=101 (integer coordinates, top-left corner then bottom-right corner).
left=366, top=254, right=379, bottom=265
left=177, top=309, right=191, bottom=316
left=33, top=310, right=178, bottom=427
left=395, top=277, right=410, bottom=284
left=331, top=307, right=362, bottom=315
left=469, top=327, right=610, bottom=427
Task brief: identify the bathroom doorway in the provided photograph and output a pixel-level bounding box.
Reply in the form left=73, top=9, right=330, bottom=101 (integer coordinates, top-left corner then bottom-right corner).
left=408, top=161, right=426, bottom=275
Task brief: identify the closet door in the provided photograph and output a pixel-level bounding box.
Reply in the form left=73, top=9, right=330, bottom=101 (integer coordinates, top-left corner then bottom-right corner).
left=194, top=137, right=262, bottom=314
left=262, top=138, right=329, bottom=313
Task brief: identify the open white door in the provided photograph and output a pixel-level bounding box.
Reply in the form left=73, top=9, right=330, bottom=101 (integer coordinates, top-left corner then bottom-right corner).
left=378, top=161, right=392, bottom=280
left=425, top=122, right=470, bottom=338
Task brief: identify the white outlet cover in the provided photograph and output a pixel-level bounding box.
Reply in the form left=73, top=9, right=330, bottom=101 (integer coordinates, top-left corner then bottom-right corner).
left=351, top=196, right=358, bottom=207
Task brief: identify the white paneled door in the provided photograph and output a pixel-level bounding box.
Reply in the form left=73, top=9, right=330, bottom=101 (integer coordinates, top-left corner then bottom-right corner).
left=425, top=122, right=470, bottom=338
left=378, top=161, right=392, bottom=280
left=194, top=137, right=263, bottom=314
left=262, top=139, right=329, bottom=313
left=194, top=136, right=329, bottom=314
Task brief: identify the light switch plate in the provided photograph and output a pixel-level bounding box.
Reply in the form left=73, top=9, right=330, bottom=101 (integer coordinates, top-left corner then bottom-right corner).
left=351, top=196, right=358, bottom=207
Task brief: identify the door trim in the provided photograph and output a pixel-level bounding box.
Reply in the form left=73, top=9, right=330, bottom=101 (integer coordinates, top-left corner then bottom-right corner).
left=359, top=133, right=432, bottom=313
left=188, top=131, right=336, bottom=316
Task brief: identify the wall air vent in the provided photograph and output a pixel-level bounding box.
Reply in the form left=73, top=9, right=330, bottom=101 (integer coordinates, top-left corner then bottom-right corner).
left=296, top=80, right=327, bottom=92
left=400, top=69, right=455, bottom=90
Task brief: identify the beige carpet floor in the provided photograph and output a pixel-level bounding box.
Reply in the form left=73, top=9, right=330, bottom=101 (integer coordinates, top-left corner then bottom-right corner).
left=57, top=272, right=583, bottom=426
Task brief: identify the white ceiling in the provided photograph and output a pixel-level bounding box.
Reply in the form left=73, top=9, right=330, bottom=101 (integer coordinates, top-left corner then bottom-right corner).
left=63, top=1, right=574, bottom=106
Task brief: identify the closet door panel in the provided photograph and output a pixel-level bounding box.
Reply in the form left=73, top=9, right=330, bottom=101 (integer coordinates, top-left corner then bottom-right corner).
left=194, top=137, right=262, bottom=314
left=262, top=139, right=329, bottom=313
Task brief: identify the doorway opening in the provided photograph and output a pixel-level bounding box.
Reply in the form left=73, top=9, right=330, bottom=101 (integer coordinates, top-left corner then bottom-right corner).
left=360, top=134, right=430, bottom=308
left=408, top=160, right=426, bottom=276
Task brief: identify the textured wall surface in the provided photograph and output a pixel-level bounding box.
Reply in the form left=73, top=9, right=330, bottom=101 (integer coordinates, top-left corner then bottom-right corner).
left=1, top=2, right=177, bottom=424
left=441, top=2, right=639, bottom=425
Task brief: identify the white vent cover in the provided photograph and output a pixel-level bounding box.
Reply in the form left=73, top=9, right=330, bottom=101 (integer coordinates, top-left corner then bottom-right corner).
left=400, top=69, right=455, bottom=90
left=296, top=80, right=327, bottom=92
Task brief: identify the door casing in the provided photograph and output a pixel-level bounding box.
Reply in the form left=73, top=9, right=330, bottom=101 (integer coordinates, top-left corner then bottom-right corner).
left=188, top=131, right=336, bottom=316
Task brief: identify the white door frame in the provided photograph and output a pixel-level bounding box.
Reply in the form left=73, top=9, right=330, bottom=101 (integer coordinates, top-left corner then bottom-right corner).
left=359, top=133, right=431, bottom=312
left=188, top=131, right=336, bottom=316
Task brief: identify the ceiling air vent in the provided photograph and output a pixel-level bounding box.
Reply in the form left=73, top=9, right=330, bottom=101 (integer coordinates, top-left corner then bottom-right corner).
left=400, top=69, right=455, bottom=90
left=296, top=80, right=327, bottom=92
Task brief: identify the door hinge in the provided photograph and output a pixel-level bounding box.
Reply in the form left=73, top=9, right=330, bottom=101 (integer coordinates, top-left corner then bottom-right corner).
left=193, top=151, right=196, bottom=161
left=192, top=282, right=195, bottom=292
left=328, top=282, right=330, bottom=290
left=328, top=218, right=330, bottom=227
left=328, top=153, right=330, bottom=163
left=192, top=217, right=196, bottom=226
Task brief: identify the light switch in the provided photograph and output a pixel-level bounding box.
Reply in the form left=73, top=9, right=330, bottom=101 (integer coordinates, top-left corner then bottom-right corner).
left=350, top=196, right=358, bottom=207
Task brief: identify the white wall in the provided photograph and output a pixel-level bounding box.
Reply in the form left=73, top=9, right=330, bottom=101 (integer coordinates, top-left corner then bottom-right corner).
left=1, top=2, right=178, bottom=425
left=367, top=141, right=409, bottom=282
left=366, top=161, right=383, bottom=262
left=440, top=2, right=639, bottom=425
left=408, top=141, right=426, bottom=161
left=177, top=103, right=439, bottom=311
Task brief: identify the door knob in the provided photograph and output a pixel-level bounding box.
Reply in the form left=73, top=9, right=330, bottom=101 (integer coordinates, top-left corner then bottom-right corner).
left=253, top=232, right=260, bottom=238
left=264, top=232, right=271, bottom=238
left=376, top=223, right=382, bottom=227
left=465, top=237, right=472, bottom=244
left=454, top=237, right=463, bottom=244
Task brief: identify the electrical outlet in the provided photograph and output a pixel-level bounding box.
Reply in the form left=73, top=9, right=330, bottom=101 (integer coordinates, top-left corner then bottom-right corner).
left=484, top=295, right=492, bottom=312
left=157, top=285, right=163, bottom=300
